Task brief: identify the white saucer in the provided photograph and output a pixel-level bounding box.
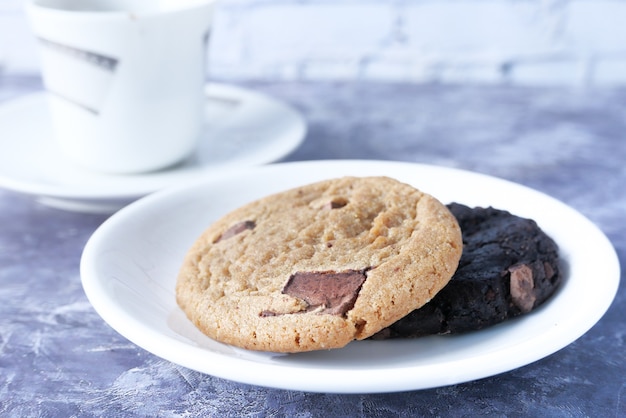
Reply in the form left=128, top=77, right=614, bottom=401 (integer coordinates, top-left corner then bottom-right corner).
left=0, top=83, right=306, bottom=213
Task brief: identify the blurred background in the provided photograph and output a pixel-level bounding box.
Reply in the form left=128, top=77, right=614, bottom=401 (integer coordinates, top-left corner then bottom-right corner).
left=2, top=0, right=625, bottom=86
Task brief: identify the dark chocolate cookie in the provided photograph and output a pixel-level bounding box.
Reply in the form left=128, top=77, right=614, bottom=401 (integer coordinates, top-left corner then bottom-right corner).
left=372, top=203, right=561, bottom=339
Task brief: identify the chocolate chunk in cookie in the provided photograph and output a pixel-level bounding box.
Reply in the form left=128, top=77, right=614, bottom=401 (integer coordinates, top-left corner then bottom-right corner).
left=282, top=269, right=368, bottom=315
left=214, top=220, right=256, bottom=243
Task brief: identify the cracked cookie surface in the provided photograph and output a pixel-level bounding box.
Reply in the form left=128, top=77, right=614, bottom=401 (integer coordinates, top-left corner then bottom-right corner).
left=176, top=176, right=462, bottom=352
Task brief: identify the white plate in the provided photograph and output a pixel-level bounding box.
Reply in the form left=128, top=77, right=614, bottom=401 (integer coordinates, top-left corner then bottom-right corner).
left=80, top=160, right=620, bottom=393
left=0, top=83, right=306, bottom=213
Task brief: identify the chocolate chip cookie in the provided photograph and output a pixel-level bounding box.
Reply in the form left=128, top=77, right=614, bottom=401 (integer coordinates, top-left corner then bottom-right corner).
left=176, top=176, right=462, bottom=352
left=373, top=203, right=562, bottom=339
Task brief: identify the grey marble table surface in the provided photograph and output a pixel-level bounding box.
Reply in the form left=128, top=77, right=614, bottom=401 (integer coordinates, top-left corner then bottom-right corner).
left=0, top=74, right=624, bottom=417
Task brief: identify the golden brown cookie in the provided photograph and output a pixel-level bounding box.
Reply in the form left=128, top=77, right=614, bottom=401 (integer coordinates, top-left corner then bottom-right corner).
left=176, top=176, right=462, bottom=353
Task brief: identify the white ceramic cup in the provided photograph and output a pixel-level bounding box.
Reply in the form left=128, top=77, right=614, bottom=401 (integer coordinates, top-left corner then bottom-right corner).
left=25, top=0, right=215, bottom=174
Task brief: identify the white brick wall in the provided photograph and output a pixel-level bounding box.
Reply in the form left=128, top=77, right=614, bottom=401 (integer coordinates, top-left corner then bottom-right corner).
left=1, top=0, right=625, bottom=85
